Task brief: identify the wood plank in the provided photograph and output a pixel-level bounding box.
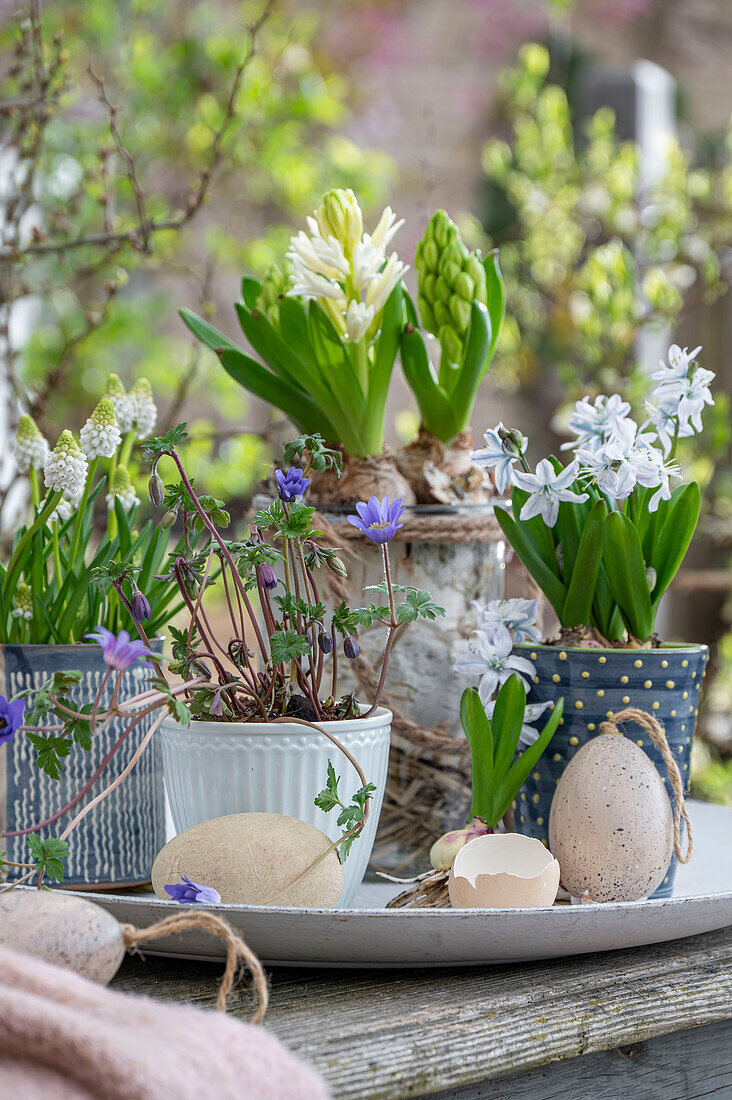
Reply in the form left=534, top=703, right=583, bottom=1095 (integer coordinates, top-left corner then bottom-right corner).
left=112, top=926, right=732, bottom=1099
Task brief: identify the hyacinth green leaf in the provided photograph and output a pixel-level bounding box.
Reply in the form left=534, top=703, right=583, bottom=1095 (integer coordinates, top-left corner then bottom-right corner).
left=114, top=499, right=132, bottom=563
left=371, top=284, right=404, bottom=395
left=482, top=249, right=506, bottom=361
left=399, top=324, right=459, bottom=441
left=510, top=485, right=559, bottom=577
left=179, top=308, right=241, bottom=356
left=278, top=297, right=319, bottom=372
left=492, top=698, right=564, bottom=823
left=562, top=499, right=607, bottom=628
left=218, top=348, right=335, bottom=440
left=494, top=504, right=568, bottom=618
left=603, top=511, right=653, bottom=641
left=650, top=481, right=701, bottom=606
left=460, top=687, right=494, bottom=823
left=240, top=276, right=262, bottom=310
left=449, top=300, right=491, bottom=430
left=234, top=302, right=307, bottom=389
left=491, top=674, right=528, bottom=783
left=402, top=287, right=419, bottom=326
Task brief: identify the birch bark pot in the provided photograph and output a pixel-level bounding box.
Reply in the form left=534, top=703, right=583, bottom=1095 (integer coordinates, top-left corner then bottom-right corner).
left=316, top=502, right=506, bottom=873
left=159, top=706, right=392, bottom=907
left=511, top=642, right=708, bottom=898
left=0, top=642, right=165, bottom=887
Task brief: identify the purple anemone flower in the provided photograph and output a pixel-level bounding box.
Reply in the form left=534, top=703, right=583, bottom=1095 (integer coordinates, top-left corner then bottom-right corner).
left=86, top=627, right=154, bottom=671
left=257, top=562, right=278, bottom=591
left=0, top=695, right=25, bottom=747
left=275, top=467, right=310, bottom=502
left=131, top=590, right=152, bottom=622
left=164, top=874, right=221, bottom=904
left=346, top=495, right=405, bottom=544
left=343, top=636, right=360, bottom=659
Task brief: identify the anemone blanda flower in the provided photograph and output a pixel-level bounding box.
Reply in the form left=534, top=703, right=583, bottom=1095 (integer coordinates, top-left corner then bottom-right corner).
left=0, top=694, right=25, bottom=747
left=131, top=591, right=152, bottom=623
left=471, top=598, right=542, bottom=644
left=454, top=624, right=536, bottom=706
left=164, top=874, right=221, bottom=904
left=471, top=423, right=527, bottom=495
left=275, top=467, right=310, bottom=502
left=511, top=460, right=588, bottom=528
left=86, top=627, right=153, bottom=670
left=346, top=495, right=405, bottom=544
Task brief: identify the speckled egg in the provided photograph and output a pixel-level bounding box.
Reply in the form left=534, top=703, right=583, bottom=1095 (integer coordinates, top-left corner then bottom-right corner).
left=0, top=889, right=125, bottom=983
left=549, top=734, right=674, bottom=903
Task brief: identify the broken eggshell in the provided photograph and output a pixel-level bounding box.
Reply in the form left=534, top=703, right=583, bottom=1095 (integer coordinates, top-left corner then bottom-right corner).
left=448, top=833, right=560, bottom=908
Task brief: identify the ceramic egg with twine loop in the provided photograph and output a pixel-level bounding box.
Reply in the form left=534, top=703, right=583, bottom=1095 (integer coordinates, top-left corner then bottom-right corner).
left=549, top=707, right=693, bottom=903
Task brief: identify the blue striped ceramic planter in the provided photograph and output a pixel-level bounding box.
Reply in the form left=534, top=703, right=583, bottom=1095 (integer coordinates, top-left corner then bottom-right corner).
left=0, top=643, right=165, bottom=887
left=511, top=643, right=708, bottom=899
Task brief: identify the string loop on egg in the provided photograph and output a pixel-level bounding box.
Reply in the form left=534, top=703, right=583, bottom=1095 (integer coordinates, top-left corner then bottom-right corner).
left=599, top=707, right=693, bottom=864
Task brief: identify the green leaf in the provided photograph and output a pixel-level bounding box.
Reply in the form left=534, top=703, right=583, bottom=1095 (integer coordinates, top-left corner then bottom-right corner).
left=482, top=249, right=506, bottom=362
left=449, top=300, right=491, bottom=432
left=27, top=732, right=72, bottom=780
left=269, top=628, right=311, bottom=666
left=603, top=511, right=653, bottom=641
left=314, top=761, right=342, bottom=813
left=179, top=308, right=241, bottom=355
left=491, top=674, right=528, bottom=783
left=649, top=482, right=701, bottom=606
left=399, top=325, right=459, bottom=441
left=241, top=276, right=262, bottom=309
left=395, top=589, right=446, bottom=623
left=494, top=505, right=568, bottom=618
left=561, top=499, right=608, bottom=628
left=26, top=835, right=69, bottom=883
left=492, top=698, right=565, bottom=823
left=218, top=347, right=335, bottom=440
left=460, top=688, right=494, bottom=824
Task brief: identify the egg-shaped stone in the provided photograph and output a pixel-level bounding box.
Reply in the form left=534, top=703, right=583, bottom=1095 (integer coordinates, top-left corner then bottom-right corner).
left=152, top=812, right=344, bottom=908
left=549, top=733, right=674, bottom=903
left=0, top=889, right=125, bottom=984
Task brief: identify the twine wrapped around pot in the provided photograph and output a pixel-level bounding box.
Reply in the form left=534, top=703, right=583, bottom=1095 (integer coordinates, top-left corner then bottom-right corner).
left=315, top=508, right=505, bottom=872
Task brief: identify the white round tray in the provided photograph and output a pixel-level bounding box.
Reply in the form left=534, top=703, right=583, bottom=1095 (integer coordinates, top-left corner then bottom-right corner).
left=84, top=800, right=732, bottom=967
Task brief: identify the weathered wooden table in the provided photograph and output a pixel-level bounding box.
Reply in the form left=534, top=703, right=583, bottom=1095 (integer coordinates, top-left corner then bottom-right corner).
left=111, top=924, right=732, bottom=1099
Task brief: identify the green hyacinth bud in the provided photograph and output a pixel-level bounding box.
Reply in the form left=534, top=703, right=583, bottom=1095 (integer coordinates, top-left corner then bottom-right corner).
left=255, top=264, right=289, bottom=330
left=416, top=209, right=489, bottom=363
left=315, top=188, right=363, bottom=254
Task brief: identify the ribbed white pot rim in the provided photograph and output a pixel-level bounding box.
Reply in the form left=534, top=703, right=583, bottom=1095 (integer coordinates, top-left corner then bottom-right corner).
left=160, top=705, right=392, bottom=736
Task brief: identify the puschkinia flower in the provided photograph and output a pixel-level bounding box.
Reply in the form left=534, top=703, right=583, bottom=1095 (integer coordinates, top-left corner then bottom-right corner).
left=511, top=460, right=588, bottom=528
left=164, top=874, right=221, bottom=905
left=561, top=393, right=633, bottom=453
left=346, top=495, right=405, bottom=543
left=106, top=464, right=139, bottom=511
left=286, top=189, right=407, bottom=343
left=0, top=694, right=25, bottom=747
left=651, top=344, right=701, bottom=386
left=643, top=399, right=694, bottom=456
left=104, top=374, right=135, bottom=433
left=11, top=414, right=49, bottom=473
left=454, top=624, right=536, bottom=706
left=80, top=398, right=122, bottom=459
left=86, top=626, right=153, bottom=670
left=275, top=467, right=310, bottom=502
left=471, top=423, right=527, bottom=495
left=472, top=598, right=542, bottom=644
left=11, top=581, right=33, bottom=622
left=128, top=378, right=158, bottom=439
left=44, top=430, right=88, bottom=502
left=654, top=366, right=715, bottom=434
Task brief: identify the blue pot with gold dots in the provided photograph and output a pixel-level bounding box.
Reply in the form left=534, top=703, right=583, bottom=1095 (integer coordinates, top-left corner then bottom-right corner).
left=511, top=643, right=708, bottom=899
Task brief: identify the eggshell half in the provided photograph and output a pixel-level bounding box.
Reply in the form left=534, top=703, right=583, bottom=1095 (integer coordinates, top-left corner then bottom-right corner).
left=448, top=833, right=560, bottom=908
left=549, top=733, right=674, bottom=903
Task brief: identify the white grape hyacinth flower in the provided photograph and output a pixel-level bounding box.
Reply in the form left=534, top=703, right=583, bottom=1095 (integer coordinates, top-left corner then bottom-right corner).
left=104, top=374, right=135, bottom=434
left=80, top=398, right=122, bottom=459
left=106, top=464, right=139, bottom=511
left=11, top=414, right=49, bottom=472
left=41, top=494, right=75, bottom=526
left=11, top=581, right=33, bottom=621
left=129, top=378, right=158, bottom=439
left=44, top=431, right=88, bottom=502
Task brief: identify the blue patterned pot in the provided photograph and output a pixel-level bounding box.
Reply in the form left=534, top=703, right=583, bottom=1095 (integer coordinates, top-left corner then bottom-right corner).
left=511, top=643, right=708, bottom=898
left=0, top=643, right=165, bottom=887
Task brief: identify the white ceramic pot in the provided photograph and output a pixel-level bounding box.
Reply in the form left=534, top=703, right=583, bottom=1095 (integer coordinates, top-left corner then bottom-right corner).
left=160, top=707, right=392, bottom=907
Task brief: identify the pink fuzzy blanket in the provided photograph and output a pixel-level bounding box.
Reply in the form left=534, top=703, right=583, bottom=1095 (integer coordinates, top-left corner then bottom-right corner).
left=0, top=944, right=328, bottom=1100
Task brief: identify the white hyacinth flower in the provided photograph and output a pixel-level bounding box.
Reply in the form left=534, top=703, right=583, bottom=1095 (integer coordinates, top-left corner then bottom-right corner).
left=80, top=398, right=121, bottom=459
left=41, top=494, right=74, bottom=526
left=104, top=374, right=135, bottom=433
left=285, top=188, right=407, bottom=343
left=106, top=463, right=139, bottom=511
left=128, top=378, right=158, bottom=439
left=44, top=430, right=88, bottom=502
left=11, top=414, right=49, bottom=472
